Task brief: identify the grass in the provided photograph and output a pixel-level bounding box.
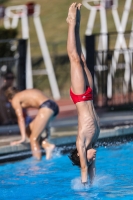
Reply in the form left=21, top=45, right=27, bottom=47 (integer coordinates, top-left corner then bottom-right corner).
left=2, top=0, right=133, bottom=50
left=1, top=0, right=133, bottom=97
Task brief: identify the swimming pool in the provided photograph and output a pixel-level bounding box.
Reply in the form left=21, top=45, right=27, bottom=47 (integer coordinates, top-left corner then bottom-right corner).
left=0, top=141, right=133, bottom=200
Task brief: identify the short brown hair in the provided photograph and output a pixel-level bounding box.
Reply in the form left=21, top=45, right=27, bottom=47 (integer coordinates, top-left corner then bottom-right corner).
left=68, top=148, right=81, bottom=167
left=5, top=87, right=18, bottom=100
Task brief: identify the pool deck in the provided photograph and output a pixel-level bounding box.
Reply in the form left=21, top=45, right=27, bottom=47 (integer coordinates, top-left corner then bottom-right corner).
left=0, top=98, right=133, bottom=162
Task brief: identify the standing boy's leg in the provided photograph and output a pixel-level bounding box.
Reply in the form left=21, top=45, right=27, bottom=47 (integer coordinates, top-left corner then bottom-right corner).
left=28, top=108, right=54, bottom=160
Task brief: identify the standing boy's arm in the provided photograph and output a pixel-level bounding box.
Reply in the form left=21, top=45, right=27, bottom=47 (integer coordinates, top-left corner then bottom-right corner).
left=11, top=100, right=26, bottom=145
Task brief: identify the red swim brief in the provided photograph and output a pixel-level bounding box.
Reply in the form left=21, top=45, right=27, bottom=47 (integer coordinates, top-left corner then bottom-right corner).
left=70, top=86, right=93, bottom=104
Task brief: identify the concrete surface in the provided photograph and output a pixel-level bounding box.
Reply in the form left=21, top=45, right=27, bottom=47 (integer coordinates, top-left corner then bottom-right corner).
left=0, top=98, right=133, bottom=162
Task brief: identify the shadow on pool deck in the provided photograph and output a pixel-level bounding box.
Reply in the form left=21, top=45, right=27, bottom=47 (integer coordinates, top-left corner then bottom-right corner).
left=0, top=98, right=133, bottom=162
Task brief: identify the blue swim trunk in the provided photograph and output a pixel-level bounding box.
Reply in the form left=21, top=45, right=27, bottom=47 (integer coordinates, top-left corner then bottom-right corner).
left=39, top=100, right=59, bottom=117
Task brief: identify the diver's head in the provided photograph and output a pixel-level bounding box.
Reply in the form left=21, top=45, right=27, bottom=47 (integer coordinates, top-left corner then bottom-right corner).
left=69, top=148, right=96, bottom=167
left=68, top=148, right=81, bottom=167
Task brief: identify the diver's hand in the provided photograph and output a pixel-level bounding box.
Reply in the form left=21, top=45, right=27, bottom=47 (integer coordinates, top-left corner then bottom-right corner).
left=82, top=182, right=88, bottom=187
left=87, top=148, right=96, bottom=162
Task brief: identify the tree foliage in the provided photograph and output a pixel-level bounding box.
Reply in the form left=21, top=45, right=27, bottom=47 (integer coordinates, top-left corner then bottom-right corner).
left=0, top=28, right=18, bottom=57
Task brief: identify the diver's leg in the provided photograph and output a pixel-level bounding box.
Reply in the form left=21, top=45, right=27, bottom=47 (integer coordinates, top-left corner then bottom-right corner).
left=67, top=3, right=85, bottom=94
left=67, top=3, right=93, bottom=95
left=81, top=56, right=94, bottom=90
left=76, top=4, right=94, bottom=89
left=29, top=108, right=54, bottom=160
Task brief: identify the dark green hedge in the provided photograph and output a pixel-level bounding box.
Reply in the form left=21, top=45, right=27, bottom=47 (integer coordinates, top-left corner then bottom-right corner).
left=0, top=28, right=18, bottom=57
left=0, top=0, right=9, bottom=4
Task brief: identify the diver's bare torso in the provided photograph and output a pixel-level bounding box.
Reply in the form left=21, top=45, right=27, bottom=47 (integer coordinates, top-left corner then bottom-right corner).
left=12, top=89, right=48, bottom=108
left=76, top=100, right=100, bottom=149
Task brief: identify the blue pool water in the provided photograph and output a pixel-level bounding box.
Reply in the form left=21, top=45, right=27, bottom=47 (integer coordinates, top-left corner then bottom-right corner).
left=0, top=141, right=133, bottom=200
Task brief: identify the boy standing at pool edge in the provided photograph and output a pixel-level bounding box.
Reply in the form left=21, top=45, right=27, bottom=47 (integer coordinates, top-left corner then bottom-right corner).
left=5, top=87, right=59, bottom=160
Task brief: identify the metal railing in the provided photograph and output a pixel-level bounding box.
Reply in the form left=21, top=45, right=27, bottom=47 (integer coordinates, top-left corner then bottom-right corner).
left=93, top=48, right=133, bottom=108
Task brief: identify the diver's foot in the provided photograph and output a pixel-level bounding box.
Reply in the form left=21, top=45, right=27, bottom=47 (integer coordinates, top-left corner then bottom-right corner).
left=76, top=3, right=82, bottom=26
left=87, top=148, right=96, bottom=162
left=42, top=141, right=55, bottom=160
left=66, top=2, right=77, bottom=25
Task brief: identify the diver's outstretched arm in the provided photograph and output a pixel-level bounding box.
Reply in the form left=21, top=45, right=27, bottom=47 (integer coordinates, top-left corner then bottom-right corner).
left=76, top=138, right=88, bottom=183
left=88, top=159, right=96, bottom=185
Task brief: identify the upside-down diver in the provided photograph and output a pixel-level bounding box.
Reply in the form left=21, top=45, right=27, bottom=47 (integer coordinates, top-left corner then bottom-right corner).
left=67, top=2, right=100, bottom=185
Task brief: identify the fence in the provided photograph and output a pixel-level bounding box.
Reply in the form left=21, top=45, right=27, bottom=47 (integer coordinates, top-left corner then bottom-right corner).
left=93, top=49, right=133, bottom=108
left=85, top=32, right=133, bottom=109
left=0, top=39, right=27, bottom=90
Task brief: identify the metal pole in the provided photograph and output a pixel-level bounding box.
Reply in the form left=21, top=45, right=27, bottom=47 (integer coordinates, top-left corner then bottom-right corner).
left=17, top=39, right=27, bottom=90
left=4, top=5, right=33, bottom=89
left=21, top=7, right=33, bottom=89
left=33, top=15, right=60, bottom=100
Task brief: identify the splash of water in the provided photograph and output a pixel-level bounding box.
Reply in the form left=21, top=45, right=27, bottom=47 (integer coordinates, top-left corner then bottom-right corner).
left=93, top=174, right=114, bottom=188
left=71, top=177, right=90, bottom=191
left=71, top=174, right=114, bottom=191
left=52, top=147, right=62, bottom=158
